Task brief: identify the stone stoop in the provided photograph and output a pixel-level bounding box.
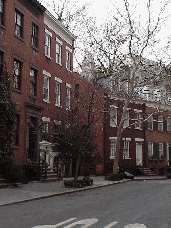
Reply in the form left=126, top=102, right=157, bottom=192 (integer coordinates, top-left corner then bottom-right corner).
left=138, top=167, right=156, bottom=176
left=0, top=177, right=10, bottom=189
left=41, top=167, right=61, bottom=182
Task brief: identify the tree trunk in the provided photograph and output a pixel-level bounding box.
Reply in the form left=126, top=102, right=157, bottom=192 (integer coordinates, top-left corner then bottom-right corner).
left=74, top=152, right=81, bottom=182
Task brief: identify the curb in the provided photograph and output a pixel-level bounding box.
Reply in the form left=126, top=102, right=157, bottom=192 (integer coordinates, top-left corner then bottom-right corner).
left=0, top=177, right=167, bottom=207
left=0, top=179, right=130, bottom=208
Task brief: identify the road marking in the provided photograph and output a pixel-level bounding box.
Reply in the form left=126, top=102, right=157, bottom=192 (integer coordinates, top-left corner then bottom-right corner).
left=104, top=221, right=118, bottom=227
left=64, top=218, right=98, bottom=228
left=124, top=224, right=147, bottom=228
left=55, top=218, right=77, bottom=227
left=32, top=218, right=77, bottom=228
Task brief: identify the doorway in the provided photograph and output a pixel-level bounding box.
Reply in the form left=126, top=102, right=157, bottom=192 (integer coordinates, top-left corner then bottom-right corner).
left=136, top=142, right=143, bottom=166
left=28, top=117, right=38, bottom=161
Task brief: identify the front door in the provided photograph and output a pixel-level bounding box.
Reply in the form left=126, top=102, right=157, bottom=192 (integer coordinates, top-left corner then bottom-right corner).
left=136, top=142, right=142, bottom=166
left=169, top=147, right=171, bottom=166
left=28, top=117, right=37, bottom=161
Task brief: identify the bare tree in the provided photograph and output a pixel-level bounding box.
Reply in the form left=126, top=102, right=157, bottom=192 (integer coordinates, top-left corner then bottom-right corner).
left=81, top=0, right=171, bottom=174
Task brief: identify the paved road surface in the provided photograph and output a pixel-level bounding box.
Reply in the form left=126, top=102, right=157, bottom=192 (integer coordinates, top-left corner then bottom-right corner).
left=0, top=179, right=171, bottom=228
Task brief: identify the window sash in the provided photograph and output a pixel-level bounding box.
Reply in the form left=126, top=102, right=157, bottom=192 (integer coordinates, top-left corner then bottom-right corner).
left=0, top=0, right=4, bottom=25
left=135, top=112, right=141, bottom=129
left=13, top=114, right=20, bottom=146
left=148, top=142, right=153, bottom=157
left=30, top=69, right=36, bottom=96
left=66, top=86, right=71, bottom=109
left=13, top=60, right=21, bottom=90
left=123, top=140, right=129, bottom=158
left=31, top=24, right=38, bottom=47
left=158, top=116, right=163, bottom=131
left=110, top=140, right=116, bottom=158
left=56, top=43, right=61, bottom=64
left=147, top=116, right=153, bottom=130
left=55, top=81, right=61, bottom=106
left=15, top=11, right=22, bottom=37
left=110, top=108, right=117, bottom=127
left=43, top=75, right=49, bottom=101
left=45, top=34, right=50, bottom=57
left=159, top=143, right=163, bottom=157
left=66, top=51, right=71, bottom=70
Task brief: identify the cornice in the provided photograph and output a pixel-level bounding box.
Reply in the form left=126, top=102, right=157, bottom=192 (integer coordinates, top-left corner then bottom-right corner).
left=44, top=10, right=76, bottom=46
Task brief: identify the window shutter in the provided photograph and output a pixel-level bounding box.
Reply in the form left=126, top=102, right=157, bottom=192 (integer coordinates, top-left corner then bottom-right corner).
left=164, top=143, right=166, bottom=158
left=146, top=142, right=148, bottom=158
left=153, top=115, right=158, bottom=130
left=153, top=143, right=159, bottom=158
left=163, top=116, right=167, bottom=132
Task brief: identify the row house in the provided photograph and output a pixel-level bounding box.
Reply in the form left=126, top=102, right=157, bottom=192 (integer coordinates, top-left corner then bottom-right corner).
left=0, top=0, right=105, bottom=178
left=104, top=97, right=145, bottom=174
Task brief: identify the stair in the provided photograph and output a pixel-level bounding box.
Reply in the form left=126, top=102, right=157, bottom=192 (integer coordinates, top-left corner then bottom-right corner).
left=138, top=167, right=156, bottom=176
left=41, top=166, right=61, bottom=182
left=0, top=174, right=10, bottom=189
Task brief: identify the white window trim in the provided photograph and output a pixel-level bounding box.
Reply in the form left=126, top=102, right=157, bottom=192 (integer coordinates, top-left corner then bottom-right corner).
left=122, top=139, right=130, bottom=159
left=66, top=46, right=72, bottom=53
left=66, top=83, right=72, bottom=88
left=159, top=143, right=163, bottom=158
left=56, top=37, right=63, bottom=45
left=42, top=117, right=50, bottom=122
left=45, top=28, right=52, bottom=37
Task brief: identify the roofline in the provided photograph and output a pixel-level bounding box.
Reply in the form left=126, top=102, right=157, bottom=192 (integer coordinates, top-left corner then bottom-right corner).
left=32, top=0, right=46, bottom=12
left=45, top=10, right=77, bottom=41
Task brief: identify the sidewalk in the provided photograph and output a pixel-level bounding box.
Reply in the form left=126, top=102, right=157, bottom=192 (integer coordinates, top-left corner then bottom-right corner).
left=0, top=176, right=167, bottom=207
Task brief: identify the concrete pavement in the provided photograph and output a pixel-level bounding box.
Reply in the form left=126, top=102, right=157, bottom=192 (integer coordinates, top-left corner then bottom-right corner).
left=0, top=175, right=167, bottom=207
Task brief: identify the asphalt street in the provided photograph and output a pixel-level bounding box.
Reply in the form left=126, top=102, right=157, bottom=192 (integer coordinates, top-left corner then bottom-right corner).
left=0, top=179, right=171, bottom=228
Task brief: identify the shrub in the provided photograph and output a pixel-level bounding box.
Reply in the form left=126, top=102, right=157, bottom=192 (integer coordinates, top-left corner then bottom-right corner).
left=105, top=173, right=123, bottom=181
left=0, top=161, right=24, bottom=183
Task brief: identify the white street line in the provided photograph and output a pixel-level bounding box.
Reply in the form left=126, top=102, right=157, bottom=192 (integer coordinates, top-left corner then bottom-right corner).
left=64, top=218, right=98, bottom=228
left=124, top=224, right=147, bottom=228
left=104, top=221, right=118, bottom=228
left=55, top=218, right=77, bottom=227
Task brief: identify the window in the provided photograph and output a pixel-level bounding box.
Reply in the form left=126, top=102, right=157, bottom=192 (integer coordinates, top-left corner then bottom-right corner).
left=13, top=59, right=21, bottom=90
left=75, top=84, right=79, bottom=98
left=55, top=77, right=62, bottom=107
left=42, top=117, right=50, bottom=141
left=43, top=70, right=51, bottom=102
left=0, top=0, right=4, bottom=25
left=158, top=116, right=163, bottom=131
left=109, top=138, right=116, bottom=159
left=167, top=117, right=171, bottom=132
left=123, top=109, right=129, bottom=128
left=159, top=143, right=163, bottom=158
left=31, top=23, right=38, bottom=48
left=153, top=88, right=161, bottom=102
left=66, top=83, right=71, bottom=110
left=134, top=110, right=142, bottom=129
left=13, top=114, right=20, bottom=146
left=30, top=68, right=37, bottom=96
left=45, top=29, right=52, bottom=58
left=148, top=142, right=153, bottom=157
left=147, top=115, right=153, bottom=130
left=110, top=106, right=117, bottom=127
left=56, top=39, right=62, bottom=65
left=66, top=47, right=72, bottom=71
left=123, top=139, right=130, bottom=158
left=15, top=10, right=23, bottom=38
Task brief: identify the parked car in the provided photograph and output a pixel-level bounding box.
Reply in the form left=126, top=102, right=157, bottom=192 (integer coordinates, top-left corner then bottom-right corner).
left=83, top=176, right=93, bottom=186
left=123, top=172, right=134, bottom=180
left=167, top=168, right=171, bottom=178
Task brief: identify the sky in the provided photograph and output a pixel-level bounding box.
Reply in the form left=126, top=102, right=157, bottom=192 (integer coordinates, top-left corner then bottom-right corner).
left=40, top=0, right=171, bottom=66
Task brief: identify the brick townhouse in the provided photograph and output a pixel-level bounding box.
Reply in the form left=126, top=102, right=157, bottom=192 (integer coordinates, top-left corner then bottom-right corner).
left=103, top=97, right=145, bottom=175
left=0, top=0, right=106, bottom=178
